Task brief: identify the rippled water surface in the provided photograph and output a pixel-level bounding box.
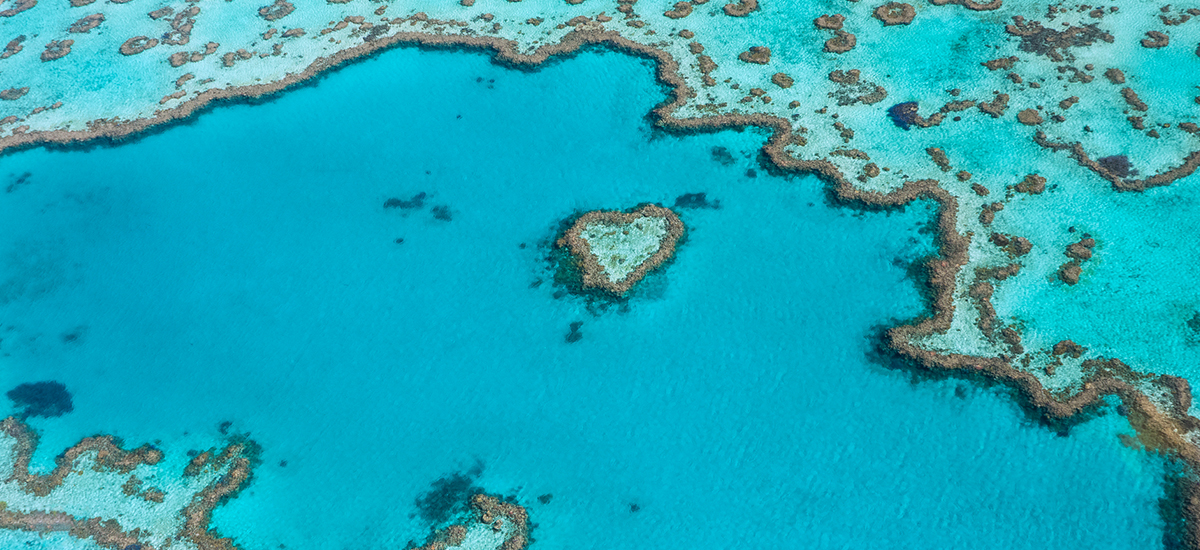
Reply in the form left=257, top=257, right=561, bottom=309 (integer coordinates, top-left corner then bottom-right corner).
left=0, top=47, right=1170, bottom=549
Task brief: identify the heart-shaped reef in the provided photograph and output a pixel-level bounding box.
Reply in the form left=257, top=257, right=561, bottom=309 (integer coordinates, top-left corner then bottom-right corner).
left=556, top=204, right=685, bottom=296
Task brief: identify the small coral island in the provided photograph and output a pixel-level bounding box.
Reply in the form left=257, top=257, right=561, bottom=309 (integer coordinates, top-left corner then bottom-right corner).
left=413, top=494, right=530, bottom=550
left=555, top=204, right=684, bottom=296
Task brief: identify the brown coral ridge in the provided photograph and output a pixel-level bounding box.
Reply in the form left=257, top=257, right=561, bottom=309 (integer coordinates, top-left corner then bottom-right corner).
left=929, top=0, right=1001, bottom=10
left=925, top=146, right=952, bottom=171
left=982, top=56, right=1017, bottom=70
left=738, top=46, right=770, bottom=64
left=969, top=263, right=1022, bottom=333
left=0, top=87, right=28, bottom=101
left=1057, top=235, right=1094, bottom=285
left=3, top=23, right=1200, bottom=545
left=119, top=36, right=158, bottom=56
left=723, top=0, right=758, bottom=17
left=1033, top=131, right=1200, bottom=191
left=873, top=2, right=915, bottom=25
left=1005, top=16, right=1114, bottom=62
left=814, top=14, right=845, bottom=30
left=989, top=232, right=1031, bottom=257
left=556, top=204, right=684, bottom=296
left=977, top=93, right=1009, bottom=117
left=1121, top=87, right=1148, bottom=111
left=1013, top=174, right=1046, bottom=194
left=162, top=6, right=200, bottom=46
left=1141, top=30, right=1169, bottom=48
left=663, top=1, right=692, bottom=18
left=40, top=40, right=73, bottom=62
left=258, top=0, right=294, bottom=21
left=1016, top=108, right=1042, bottom=126
left=416, top=494, right=532, bottom=550
left=0, top=0, right=35, bottom=17
left=0, top=416, right=259, bottom=550
left=824, top=30, right=856, bottom=53
left=1, top=35, right=24, bottom=59
left=68, top=13, right=105, bottom=34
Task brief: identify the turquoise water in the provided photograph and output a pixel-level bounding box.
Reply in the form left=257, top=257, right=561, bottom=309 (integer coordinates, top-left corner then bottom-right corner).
left=0, top=47, right=1169, bottom=548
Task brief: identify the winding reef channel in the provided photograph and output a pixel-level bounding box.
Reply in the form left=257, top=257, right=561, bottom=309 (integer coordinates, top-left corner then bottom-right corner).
left=3, top=0, right=1200, bottom=546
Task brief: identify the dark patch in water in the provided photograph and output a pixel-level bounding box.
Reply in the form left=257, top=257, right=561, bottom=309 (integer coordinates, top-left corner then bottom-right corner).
left=1011, top=22, right=1111, bottom=62
left=1188, top=312, right=1200, bottom=335
left=430, top=205, right=453, bottom=222
left=279, top=460, right=288, bottom=467
left=5, top=172, right=31, bottom=193
left=394, top=238, right=405, bottom=244
left=954, top=384, right=968, bottom=399
left=383, top=192, right=427, bottom=210
left=673, top=192, right=720, bottom=209
left=629, top=503, right=641, bottom=513
left=7, top=381, right=72, bottom=418
left=413, top=461, right=485, bottom=524
left=887, top=102, right=919, bottom=130
left=1097, top=155, right=1132, bottom=178
left=745, top=169, right=757, bottom=178
left=529, top=278, right=543, bottom=289
left=60, top=325, right=86, bottom=344
left=537, top=493, right=553, bottom=504
left=565, top=321, right=583, bottom=343
left=1159, top=463, right=1198, bottom=550
left=218, top=420, right=233, bottom=435
left=710, top=146, right=736, bottom=166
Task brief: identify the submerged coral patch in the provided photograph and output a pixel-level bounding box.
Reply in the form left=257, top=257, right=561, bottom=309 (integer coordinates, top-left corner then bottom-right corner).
left=6, top=381, right=72, bottom=418
left=674, top=192, right=720, bottom=209
left=414, top=464, right=485, bottom=525
left=384, top=192, right=427, bottom=210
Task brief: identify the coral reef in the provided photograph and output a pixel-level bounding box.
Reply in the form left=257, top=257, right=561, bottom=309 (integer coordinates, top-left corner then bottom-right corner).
left=2, top=0, right=1200, bottom=543
left=414, top=494, right=531, bottom=550
left=556, top=204, right=684, bottom=296
left=0, top=417, right=258, bottom=550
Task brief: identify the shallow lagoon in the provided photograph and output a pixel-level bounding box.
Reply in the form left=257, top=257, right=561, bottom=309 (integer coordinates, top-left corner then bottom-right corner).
left=0, top=47, right=1170, bottom=548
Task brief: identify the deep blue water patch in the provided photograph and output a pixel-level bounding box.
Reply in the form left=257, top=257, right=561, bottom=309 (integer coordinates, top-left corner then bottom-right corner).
left=7, top=381, right=73, bottom=418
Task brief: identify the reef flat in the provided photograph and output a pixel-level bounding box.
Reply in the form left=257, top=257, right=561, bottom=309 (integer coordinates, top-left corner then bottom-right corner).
left=0, top=417, right=256, bottom=550
left=557, top=204, right=684, bottom=295
left=3, top=0, right=1200, bottom=544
